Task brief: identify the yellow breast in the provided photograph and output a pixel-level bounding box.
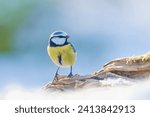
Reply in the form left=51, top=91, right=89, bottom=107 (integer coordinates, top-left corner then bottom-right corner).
left=47, top=44, right=76, bottom=67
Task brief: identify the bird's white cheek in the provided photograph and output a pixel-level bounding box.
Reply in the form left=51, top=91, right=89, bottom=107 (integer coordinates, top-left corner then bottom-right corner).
left=51, top=38, right=66, bottom=45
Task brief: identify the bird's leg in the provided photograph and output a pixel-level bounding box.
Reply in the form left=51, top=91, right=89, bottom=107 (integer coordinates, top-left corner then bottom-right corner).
left=68, top=66, right=73, bottom=77
left=55, top=67, right=60, bottom=77
left=52, top=67, right=60, bottom=82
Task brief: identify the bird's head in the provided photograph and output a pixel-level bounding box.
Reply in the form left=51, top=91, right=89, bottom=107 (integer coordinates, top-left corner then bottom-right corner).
left=49, top=31, right=69, bottom=46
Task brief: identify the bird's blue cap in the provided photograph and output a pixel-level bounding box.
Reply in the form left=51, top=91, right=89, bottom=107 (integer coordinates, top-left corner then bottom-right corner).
left=50, top=31, right=69, bottom=39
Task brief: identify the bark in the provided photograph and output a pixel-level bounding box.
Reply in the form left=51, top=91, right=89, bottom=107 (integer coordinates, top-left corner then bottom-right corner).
left=44, top=52, right=150, bottom=91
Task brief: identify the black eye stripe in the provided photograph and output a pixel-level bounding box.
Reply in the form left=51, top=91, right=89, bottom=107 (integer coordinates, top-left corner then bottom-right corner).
left=50, top=35, right=69, bottom=39
left=58, top=36, right=66, bottom=38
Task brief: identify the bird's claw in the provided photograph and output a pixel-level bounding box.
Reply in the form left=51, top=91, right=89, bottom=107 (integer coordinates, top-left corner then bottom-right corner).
left=52, top=73, right=59, bottom=83
left=67, top=73, right=73, bottom=78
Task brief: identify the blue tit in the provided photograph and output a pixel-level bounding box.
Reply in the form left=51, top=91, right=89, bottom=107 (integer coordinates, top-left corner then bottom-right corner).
left=47, top=31, right=77, bottom=81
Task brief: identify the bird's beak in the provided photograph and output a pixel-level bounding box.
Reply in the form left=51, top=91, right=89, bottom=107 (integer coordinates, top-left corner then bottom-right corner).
left=66, top=35, right=69, bottom=39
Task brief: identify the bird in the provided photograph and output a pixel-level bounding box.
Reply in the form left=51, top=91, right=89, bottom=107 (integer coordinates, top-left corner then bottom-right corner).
left=47, top=31, right=77, bottom=82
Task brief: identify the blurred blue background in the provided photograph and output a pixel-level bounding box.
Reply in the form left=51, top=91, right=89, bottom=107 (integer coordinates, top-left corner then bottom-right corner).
left=0, top=0, right=150, bottom=89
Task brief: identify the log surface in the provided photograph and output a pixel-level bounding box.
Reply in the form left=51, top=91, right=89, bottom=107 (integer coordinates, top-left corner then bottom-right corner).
left=44, top=52, right=150, bottom=91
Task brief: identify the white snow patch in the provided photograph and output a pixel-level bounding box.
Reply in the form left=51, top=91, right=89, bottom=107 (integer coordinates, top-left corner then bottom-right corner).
left=1, top=78, right=150, bottom=100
